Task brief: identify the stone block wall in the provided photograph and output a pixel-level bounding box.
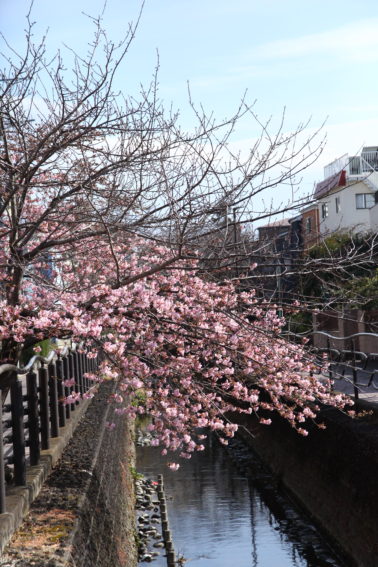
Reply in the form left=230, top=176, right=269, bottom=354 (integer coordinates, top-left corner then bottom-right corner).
left=234, top=402, right=378, bottom=567
left=66, top=385, right=137, bottom=567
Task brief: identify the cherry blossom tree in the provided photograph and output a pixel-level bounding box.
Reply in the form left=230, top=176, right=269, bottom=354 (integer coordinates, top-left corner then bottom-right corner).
left=0, top=9, right=353, bottom=460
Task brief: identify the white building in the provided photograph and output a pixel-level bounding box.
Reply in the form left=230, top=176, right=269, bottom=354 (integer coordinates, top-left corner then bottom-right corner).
left=314, top=147, right=378, bottom=236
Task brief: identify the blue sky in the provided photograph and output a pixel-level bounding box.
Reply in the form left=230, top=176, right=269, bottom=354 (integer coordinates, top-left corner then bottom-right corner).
left=2, top=0, right=378, bottom=213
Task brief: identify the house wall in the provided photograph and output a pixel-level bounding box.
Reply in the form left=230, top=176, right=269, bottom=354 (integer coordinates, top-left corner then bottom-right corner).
left=258, top=225, right=290, bottom=246
left=301, top=207, right=319, bottom=249
left=318, top=180, right=375, bottom=235
left=369, top=203, right=378, bottom=231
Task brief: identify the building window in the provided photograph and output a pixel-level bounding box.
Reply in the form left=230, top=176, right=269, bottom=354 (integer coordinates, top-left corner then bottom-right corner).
left=321, top=203, right=328, bottom=219
left=355, top=193, right=375, bottom=209
left=305, top=217, right=312, bottom=233
left=335, top=196, right=340, bottom=213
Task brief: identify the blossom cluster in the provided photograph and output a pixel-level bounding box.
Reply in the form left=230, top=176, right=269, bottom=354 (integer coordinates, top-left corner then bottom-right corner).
left=0, top=231, right=353, bottom=461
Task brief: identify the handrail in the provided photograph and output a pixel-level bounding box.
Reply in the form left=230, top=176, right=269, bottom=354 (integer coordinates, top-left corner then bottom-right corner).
left=0, top=343, right=98, bottom=514
left=359, top=155, right=376, bottom=173
left=0, top=343, right=81, bottom=376
left=282, top=329, right=378, bottom=399
left=283, top=330, right=378, bottom=341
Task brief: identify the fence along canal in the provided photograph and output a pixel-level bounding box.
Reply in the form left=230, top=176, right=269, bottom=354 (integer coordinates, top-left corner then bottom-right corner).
left=284, top=330, right=378, bottom=400
left=0, top=344, right=98, bottom=514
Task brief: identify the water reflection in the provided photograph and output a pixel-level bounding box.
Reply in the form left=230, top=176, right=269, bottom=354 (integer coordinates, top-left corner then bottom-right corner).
left=137, top=435, right=345, bottom=567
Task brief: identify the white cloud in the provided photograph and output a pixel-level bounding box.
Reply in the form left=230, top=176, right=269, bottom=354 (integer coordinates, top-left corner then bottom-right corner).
left=188, top=19, right=378, bottom=92
left=248, top=19, right=378, bottom=63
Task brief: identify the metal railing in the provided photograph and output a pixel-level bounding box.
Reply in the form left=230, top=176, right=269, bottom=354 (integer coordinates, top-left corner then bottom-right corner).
left=324, top=151, right=378, bottom=177
left=0, top=345, right=99, bottom=514
left=348, top=154, right=378, bottom=175
left=283, top=330, right=378, bottom=401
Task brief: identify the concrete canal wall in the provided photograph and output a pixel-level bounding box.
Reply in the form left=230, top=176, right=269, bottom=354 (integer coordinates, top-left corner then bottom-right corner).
left=66, top=387, right=137, bottom=567
left=234, top=400, right=378, bottom=567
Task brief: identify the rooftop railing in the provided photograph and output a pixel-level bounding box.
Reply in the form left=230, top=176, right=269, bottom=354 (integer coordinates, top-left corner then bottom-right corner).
left=324, top=151, right=378, bottom=178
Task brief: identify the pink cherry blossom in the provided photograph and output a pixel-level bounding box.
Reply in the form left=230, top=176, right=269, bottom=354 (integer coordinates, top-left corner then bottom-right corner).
left=0, top=184, right=354, bottom=461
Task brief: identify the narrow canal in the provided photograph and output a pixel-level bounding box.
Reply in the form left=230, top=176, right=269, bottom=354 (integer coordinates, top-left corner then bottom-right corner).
left=136, top=433, right=348, bottom=567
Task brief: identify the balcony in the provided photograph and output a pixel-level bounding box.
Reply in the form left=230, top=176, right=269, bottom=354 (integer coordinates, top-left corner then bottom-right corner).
left=324, top=147, right=378, bottom=178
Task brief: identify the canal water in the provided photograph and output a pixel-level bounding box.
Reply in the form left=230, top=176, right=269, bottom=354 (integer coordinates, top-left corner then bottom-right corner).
left=136, top=433, right=347, bottom=567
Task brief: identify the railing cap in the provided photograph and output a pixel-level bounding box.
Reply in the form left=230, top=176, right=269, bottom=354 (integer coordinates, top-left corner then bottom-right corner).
left=0, top=342, right=85, bottom=377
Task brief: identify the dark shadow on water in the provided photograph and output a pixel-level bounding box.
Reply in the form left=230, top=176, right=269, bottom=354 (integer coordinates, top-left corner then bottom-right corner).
left=137, top=433, right=349, bottom=567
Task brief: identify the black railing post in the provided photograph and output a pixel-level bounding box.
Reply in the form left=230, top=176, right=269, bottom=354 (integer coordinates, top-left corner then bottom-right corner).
left=78, top=351, right=84, bottom=395
left=77, top=351, right=82, bottom=394
left=326, top=336, right=332, bottom=381
left=352, top=339, right=359, bottom=400
left=56, top=357, right=66, bottom=429
left=73, top=351, right=81, bottom=404
left=80, top=353, right=85, bottom=392
left=0, top=396, right=6, bottom=513
left=39, top=364, right=50, bottom=450
left=83, top=353, right=88, bottom=391
left=84, top=353, right=89, bottom=391
left=26, top=370, right=40, bottom=466
left=48, top=362, right=59, bottom=438
left=68, top=352, right=76, bottom=411
left=352, top=366, right=359, bottom=399
left=63, top=355, right=71, bottom=420
left=10, top=377, right=26, bottom=486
